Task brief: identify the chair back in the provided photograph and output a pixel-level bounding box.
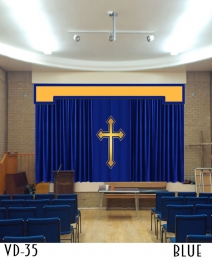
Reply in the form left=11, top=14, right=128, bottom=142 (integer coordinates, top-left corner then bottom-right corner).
left=196, top=204, right=212, bottom=233
left=57, top=194, right=78, bottom=215
left=178, top=192, right=196, bottom=203
left=0, top=195, right=10, bottom=202
left=166, top=205, right=193, bottom=233
left=184, top=197, right=208, bottom=213
left=178, top=192, right=196, bottom=197
left=199, top=192, right=212, bottom=203
left=155, top=192, right=175, bottom=212
left=207, top=197, right=212, bottom=204
left=0, top=219, right=24, bottom=242
left=25, top=199, right=50, bottom=218
left=8, top=207, right=36, bottom=235
left=1, top=199, right=25, bottom=218
left=12, top=194, right=34, bottom=203
left=43, top=205, right=71, bottom=234
left=0, top=207, right=6, bottom=219
left=34, top=194, right=55, bottom=204
left=160, top=196, right=184, bottom=220
left=57, top=194, right=77, bottom=199
left=8, top=207, right=36, bottom=220
left=52, top=199, right=77, bottom=224
left=3, top=235, right=46, bottom=243
left=27, top=217, right=60, bottom=243
left=175, top=214, right=207, bottom=243
left=186, top=234, right=212, bottom=243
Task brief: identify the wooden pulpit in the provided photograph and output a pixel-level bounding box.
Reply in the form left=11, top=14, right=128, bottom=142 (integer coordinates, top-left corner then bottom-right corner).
left=53, top=170, right=74, bottom=196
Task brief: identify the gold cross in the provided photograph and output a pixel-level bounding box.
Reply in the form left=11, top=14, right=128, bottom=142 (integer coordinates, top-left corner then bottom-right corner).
left=97, top=116, right=125, bottom=168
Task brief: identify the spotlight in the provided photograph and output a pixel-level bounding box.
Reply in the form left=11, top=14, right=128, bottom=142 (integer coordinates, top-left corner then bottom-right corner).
left=108, top=35, right=114, bottom=42
left=147, top=35, right=154, bottom=42
left=73, top=34, right=80, bottom=42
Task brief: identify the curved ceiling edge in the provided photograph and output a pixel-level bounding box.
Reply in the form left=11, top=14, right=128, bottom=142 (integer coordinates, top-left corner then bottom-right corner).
left=1, top=43, right=212, bottom=71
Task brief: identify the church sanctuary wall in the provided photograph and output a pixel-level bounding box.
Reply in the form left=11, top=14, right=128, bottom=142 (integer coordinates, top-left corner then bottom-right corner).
left=0, top=67, right=7, bottom=159
left=6, top=71, right=211, bottom=208
left=7, top=72, right=34, bottom=154
left=7, top=72, right=35, bottom=184
left=184, top=72, right=211, bottom=181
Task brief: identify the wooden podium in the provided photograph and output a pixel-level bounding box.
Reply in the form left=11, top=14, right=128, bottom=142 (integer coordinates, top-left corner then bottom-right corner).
left=53, top=170, right=74, bottom=196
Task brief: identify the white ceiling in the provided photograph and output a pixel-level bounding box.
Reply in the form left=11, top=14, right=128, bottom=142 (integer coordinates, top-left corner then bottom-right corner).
left=1, top=0, right=212, bottom=72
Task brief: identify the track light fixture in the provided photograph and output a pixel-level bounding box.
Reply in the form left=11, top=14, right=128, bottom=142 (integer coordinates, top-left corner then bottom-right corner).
left=68, top=12, right=154, bottom=42
left=108, top=11, right=118, bottom=41
left=147, top=35, right=154, bottom=42
left=108, top=35, right=114, bottom=42
left=73, top=34, right=80, bottom=42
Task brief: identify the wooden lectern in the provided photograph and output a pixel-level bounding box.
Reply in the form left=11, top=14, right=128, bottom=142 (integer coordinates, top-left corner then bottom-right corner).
left=53, top=170, right=74, bottom=196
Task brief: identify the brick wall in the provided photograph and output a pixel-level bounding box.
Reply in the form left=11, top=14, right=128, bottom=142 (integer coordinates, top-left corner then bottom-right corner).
left=184, top=72, right=211, bottom=181
left=0, top=67, right=7, bottom=159
left=7, top=72, right=35, bottom=183
left=7, top=72, right=34, bottom=153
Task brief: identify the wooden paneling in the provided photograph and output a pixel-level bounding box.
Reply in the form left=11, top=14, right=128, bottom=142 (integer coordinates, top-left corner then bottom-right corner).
left=18, top=154, right=35, bottom=184
left=0, top=153, right=7, bottom=194
left=35, top=182, right=50, bottom=194
left=0, top=152, right=18, bottom=194
left=6, top=153, right=18, bottom=174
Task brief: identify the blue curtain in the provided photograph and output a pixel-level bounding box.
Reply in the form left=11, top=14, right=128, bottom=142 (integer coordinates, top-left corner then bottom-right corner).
left=35, top=99, right=184, bottom=183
